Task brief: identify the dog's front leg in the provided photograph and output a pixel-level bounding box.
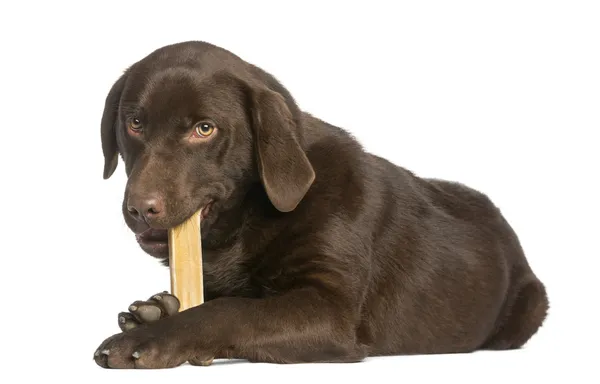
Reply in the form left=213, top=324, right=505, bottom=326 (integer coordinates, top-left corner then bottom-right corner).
left=93, top=287, right=367, bottom=368
left=202, top=289, right=369, bottom=364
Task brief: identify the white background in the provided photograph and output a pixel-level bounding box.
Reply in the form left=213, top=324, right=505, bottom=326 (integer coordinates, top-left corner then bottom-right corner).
left=1, top=0, right=598, bottom=382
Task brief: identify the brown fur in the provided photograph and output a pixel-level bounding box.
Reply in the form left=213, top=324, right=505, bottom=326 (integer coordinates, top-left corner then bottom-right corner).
left=94, top=41, right=549, bottom=369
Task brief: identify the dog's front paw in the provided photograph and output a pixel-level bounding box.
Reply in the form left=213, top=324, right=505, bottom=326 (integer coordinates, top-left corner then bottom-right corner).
left=93, top=324, right=189, bottom=369
left=117, top=291, right=180, bottom=332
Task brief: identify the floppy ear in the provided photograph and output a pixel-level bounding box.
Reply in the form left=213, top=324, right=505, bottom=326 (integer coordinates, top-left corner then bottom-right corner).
left=100, top=73, right=127, bottom=179
left=250, top=88, right=315, bottom=212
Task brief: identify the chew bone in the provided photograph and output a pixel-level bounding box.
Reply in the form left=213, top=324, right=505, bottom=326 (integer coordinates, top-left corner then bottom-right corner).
left=168, top=209, right=204, bottom=311
left=168, top=209, right=214, bottom=366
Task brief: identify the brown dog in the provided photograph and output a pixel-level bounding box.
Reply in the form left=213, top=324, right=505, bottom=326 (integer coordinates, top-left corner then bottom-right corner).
left=94, top=41, right=548, bottom=368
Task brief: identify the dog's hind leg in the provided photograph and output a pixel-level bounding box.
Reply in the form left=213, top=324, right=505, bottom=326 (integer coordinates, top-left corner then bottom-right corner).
left=482, top=275, right=549, bottom=350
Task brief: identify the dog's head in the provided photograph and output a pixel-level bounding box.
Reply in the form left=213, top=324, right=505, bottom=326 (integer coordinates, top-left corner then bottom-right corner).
left=100, top=41, right=315, bottom=259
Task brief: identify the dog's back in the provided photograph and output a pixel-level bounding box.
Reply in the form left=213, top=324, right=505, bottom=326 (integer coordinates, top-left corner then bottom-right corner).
left=302, top=115, right=548, bottom=355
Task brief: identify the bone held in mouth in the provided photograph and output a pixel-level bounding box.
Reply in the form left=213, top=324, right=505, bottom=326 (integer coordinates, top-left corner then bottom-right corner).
left=168, top=209, right=204, bottom=311
left=168, top=209, right=214, bottom=366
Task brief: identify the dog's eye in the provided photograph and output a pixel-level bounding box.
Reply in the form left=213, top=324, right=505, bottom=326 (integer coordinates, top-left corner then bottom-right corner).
left=128, top=118, right=143, bottom=132
left=193, top=121, right=216, bottom=138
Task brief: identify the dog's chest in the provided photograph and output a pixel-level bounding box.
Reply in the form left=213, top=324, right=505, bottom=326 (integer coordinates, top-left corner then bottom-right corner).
left=201, top=238, right=266, bottom=299
left=201, top=241, right=284, bottom=300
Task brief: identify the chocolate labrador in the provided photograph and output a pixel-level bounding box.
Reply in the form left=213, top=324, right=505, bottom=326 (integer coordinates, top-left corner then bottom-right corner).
left=94, top=41, right=549, bottom=368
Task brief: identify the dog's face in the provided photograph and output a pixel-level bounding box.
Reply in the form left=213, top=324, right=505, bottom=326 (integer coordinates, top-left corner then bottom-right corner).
left=100, top=42, right=315, bottom=259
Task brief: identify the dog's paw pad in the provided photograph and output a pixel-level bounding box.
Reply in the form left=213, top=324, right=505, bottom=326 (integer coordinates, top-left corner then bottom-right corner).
left=118, top=312, right=141, bottom=332
left=129, top=302, right=162, bottom=323
left=149, top=292, right=180, bottom=316
left=117, top=292, right=180, bottom=331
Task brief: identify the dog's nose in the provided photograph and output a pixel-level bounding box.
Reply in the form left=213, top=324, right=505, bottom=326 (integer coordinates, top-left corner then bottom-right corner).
left=127, top=195, right=165, bottom=224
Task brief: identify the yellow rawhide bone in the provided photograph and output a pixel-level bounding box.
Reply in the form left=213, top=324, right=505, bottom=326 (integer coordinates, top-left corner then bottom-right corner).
left=168, top=209, right=214, bottom=366
left=168, top=209, right=204, bottom=311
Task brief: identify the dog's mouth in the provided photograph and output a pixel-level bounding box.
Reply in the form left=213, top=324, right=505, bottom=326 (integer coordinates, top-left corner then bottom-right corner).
left=135, top=201, right=213, bottom=258
left=135, top=228, right=169, bottom=257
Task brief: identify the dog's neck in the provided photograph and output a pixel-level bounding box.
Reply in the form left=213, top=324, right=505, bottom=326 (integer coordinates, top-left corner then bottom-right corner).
left=201, top=182, right=284, bottom=251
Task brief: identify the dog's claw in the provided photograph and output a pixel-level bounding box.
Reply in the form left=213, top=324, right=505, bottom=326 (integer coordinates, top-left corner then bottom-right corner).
left=190, top=356, right=215, bottom=366
left=101, top=349, right=110, bottom=356
left=132, top=351, right=140, bottom=359
left=94, top=349, right=100, bottom=357
left=129, top=305, right=138, bottom=312
left=198, top=358, right=214, bottom=366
